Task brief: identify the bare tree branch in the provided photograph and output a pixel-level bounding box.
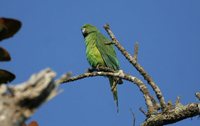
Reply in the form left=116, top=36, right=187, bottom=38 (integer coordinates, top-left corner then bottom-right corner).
left=0, top=68, right=58, bottom=126
left=142, top=103, right=200, bottom=126
left=133, top=42, right=139, bottom=61
left=59, top=70, right=155, bottom=115
left=102, top=24, right=200, bottom=125
left=104, top=24, right=167, bottom=111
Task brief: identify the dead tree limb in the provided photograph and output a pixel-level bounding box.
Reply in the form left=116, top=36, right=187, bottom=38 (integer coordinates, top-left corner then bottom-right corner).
left=59, top=67, right=200, bottom=125
left=103, top=24, right=200, bottom=125
left=0, top=68, right=58, bottom=126
left=142, top=103, right=200, bottom=126
left=104, top=24, right=167, bottom=111
left=59, top=69, right=155, bottom=115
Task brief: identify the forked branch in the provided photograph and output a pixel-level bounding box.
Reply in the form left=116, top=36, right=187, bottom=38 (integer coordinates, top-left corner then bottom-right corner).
left=104, top=24, right=167, bottom=111
left=103, top=24, right=200, bottom=125
left=142, top=103, right=200, bottom=126
left=59, top=69, right=155, bottom=114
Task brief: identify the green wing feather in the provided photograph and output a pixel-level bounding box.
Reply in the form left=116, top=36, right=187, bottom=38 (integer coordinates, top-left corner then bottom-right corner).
left=96, top=33, right=120, bottom=70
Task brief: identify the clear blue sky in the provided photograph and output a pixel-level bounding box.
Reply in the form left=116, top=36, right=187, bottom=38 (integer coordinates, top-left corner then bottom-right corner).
left=1, top=0, right=200, bottom=126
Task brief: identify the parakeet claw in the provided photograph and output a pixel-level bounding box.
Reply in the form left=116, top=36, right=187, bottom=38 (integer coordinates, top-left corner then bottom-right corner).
left=87, top=68, right=95, bottom=72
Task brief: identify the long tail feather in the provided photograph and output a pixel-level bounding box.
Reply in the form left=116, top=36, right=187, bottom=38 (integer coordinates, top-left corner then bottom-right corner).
left=109, top=77, right=119, bottom=112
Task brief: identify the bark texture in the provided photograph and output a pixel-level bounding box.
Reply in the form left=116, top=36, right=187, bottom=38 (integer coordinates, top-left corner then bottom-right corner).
left=0, top=69, right=58, bottom=126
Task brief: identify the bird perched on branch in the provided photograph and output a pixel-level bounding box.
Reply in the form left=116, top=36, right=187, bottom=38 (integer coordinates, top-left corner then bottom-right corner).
left=81, top=24, right=122, bottom=112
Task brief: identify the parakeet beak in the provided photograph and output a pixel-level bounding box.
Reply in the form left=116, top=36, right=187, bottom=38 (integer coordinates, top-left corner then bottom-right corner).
left=81, top=28, right=88, bottom=37
left=81, top=28, right=86, bottom=33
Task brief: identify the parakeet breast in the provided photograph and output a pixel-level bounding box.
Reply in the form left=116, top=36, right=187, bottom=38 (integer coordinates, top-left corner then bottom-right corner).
left=85, top=34, right=105, bottom=68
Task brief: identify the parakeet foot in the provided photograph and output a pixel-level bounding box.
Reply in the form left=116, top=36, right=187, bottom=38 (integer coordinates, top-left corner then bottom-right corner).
left=87, top=67, right=96, bottom=72
left=96, top=65, right=115, bottom=72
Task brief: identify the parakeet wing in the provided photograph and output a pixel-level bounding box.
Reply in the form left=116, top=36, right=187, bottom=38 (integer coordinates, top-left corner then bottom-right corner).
left=96, top=33, right=119, bottom=70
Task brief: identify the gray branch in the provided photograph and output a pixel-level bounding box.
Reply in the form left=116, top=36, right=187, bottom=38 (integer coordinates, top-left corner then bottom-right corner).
left=142, top=103, right=200, bottom=126
left=103, top=24, right=200, bottom=125
left=59, top=70, right=155, bottom=115
left=104, top=24, right=167, bottom=111
left=0, top=68, right=58, bottom=126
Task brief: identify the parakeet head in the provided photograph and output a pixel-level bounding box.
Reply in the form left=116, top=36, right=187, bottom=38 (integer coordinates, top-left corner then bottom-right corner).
left=81, top=24, right=99, bottom=37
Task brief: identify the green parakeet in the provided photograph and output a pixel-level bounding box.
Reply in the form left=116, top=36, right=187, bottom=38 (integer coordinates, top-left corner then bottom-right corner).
left=81, top=24, right=122, bottom=111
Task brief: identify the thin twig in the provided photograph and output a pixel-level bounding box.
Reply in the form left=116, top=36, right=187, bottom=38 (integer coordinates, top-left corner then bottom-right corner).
left=133, top=42, right=139, bottom=61
left=195, top=92, right=200, bottom=100
left=149, top=95, right=161, bottom=111
left=139, top=107, right=147, bottom=116
left=104, top=24, right=167, bottom=111
left=59, top=70, right=155, bottom=115
left=130, top=108, right=136, bottom=126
